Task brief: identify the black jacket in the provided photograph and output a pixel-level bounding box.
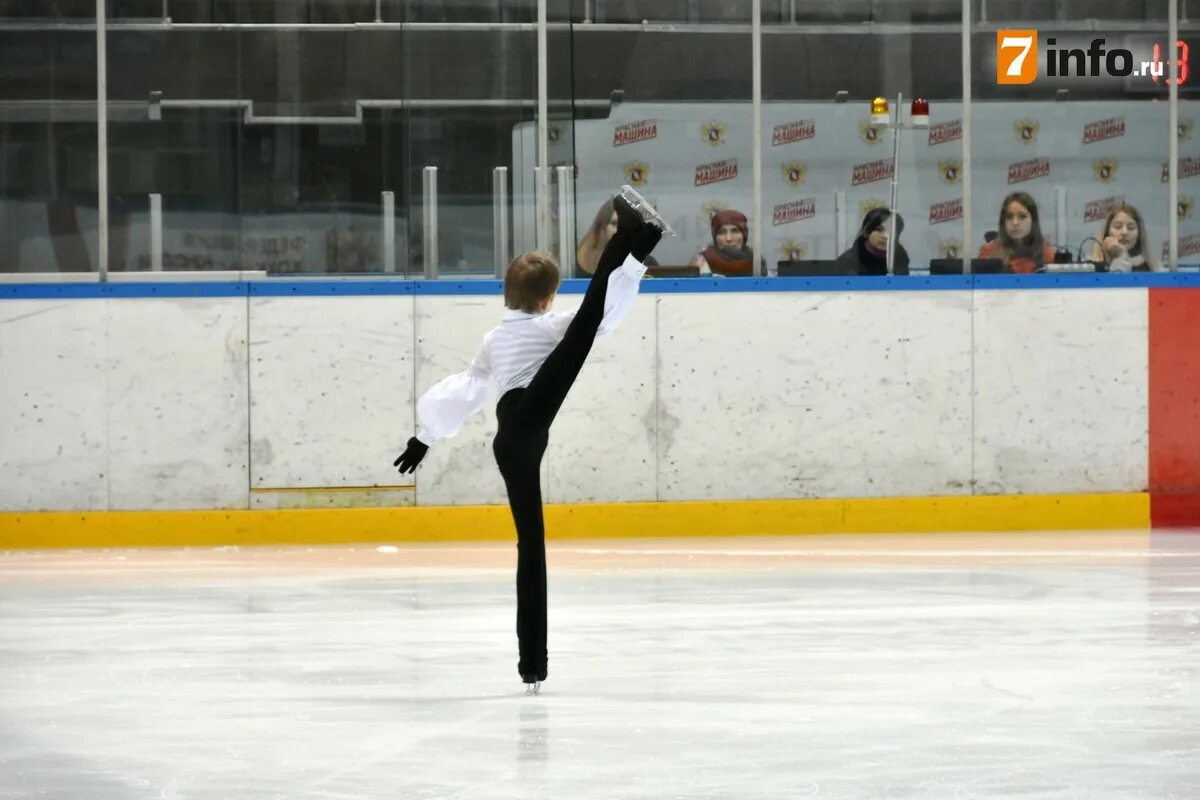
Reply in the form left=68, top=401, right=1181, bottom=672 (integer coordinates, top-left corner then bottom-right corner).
left=835, top=239, right=910, bottom=276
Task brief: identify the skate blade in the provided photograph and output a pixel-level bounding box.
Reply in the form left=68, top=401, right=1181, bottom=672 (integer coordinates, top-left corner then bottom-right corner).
left=619, top=184, right=676, bottom=237
left=524, top=681, right=541, bottom=695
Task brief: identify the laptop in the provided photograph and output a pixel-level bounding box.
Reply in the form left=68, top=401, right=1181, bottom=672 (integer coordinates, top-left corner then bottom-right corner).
left=777, top=259, right=849, bottom=277
left=645, top=264, right=700, bottom=278
left=928, top=258, right=1006, bottom=275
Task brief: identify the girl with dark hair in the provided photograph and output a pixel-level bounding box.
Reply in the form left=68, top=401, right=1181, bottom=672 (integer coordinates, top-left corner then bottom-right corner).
left=835, top=208, right=909, bottom=276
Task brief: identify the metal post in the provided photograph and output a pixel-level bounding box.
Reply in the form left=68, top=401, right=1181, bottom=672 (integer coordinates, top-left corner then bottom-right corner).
left=381, top=190, right=395, bottom=273
left=422, top=167, right=438, bottom=279
left=1170, top=0, right=1180, bottom=270
left=537, top=0, right=550, bottom=254
left=556, top=165, right=574, bottom=276
left=97, top=0, right=108, bottom=281
left=1054, top=186, right=1067, bottom=256
left=887, top=92, right=902, bottom=276
left=149, top=193, right=163, bottom=270
left=752, top=0, right=763, bottom=275
left=493, top=167, right=509, bottom=278
left=835, top=191, right=849, bottom=255
left=534, top=165, right=549, bottom=252
left=962, top=0, right=973, bottom=274
left=564, top=166, right=575, bottom=273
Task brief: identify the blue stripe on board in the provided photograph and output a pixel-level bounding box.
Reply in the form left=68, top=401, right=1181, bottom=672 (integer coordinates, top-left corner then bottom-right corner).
left=0, top=282, right=251, bottom=299
left=4, top=272, right=1200, bottom=299
left=414, top=280, right=506, bottom=295
left=629, top=276, right=972, bottom=293
left=970, top=272, right=1200, bottom=289
left=249, top=280, right=416, bottom=297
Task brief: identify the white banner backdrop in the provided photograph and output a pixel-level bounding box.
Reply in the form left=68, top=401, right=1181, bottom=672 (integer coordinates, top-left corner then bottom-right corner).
left=515, top=100, right=1199, bottom=270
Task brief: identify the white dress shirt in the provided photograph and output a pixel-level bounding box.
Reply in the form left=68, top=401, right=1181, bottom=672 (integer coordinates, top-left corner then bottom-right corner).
left=416, top=254, right=647, bottom=444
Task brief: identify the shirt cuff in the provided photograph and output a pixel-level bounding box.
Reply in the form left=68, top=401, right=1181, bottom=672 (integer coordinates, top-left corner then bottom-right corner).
left=622, top=253, right=649, bottom=278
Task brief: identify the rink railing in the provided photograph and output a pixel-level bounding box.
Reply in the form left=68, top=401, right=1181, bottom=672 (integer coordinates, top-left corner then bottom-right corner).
left=5, top=272, right=1200, bottom=298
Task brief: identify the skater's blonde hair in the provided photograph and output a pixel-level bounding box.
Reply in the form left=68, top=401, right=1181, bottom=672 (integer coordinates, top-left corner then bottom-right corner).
left=504, top=251, right=561, bottom=313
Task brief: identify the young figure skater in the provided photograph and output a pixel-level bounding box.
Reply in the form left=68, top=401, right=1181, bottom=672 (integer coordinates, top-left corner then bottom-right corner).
left=393, top=193, right=662, bottom=693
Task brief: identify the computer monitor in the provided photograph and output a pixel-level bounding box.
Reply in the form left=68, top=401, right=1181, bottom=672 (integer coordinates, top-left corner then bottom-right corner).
left=928, top=258, right=1006, bottom=275
left=777, top=260, right=849, bottom=277
left=645, top=264, right=700, bottom=278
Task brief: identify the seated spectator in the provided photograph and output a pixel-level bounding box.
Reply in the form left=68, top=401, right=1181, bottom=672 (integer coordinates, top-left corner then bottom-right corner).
left=576, top=199, right=617, bottom=276
left=690, top=209, right=760, bottom=276
left=835, top=208, right=910, bottom=276
left=977, top=192, right=1057, bottom=273
left=1090, top=204, right=1160, bottom=272
left=578, top=199, right=657, bottom=274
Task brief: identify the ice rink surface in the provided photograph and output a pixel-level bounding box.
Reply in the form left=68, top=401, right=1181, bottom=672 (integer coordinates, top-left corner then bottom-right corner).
left=2, top=531, right=1198, bottom=800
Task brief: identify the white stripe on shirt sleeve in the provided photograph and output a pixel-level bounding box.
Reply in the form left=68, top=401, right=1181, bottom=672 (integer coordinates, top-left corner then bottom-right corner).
left=597, top=253, right=648, bottom=336
left=540, top=253, right=648, bottom=339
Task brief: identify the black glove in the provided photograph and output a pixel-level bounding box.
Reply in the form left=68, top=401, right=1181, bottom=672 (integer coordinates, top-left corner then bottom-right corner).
left=393, top=437, right=428, bottom=474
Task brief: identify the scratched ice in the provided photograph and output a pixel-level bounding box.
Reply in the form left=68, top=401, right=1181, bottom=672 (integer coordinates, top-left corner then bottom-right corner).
left=1, top=531, right=1198, bottom=799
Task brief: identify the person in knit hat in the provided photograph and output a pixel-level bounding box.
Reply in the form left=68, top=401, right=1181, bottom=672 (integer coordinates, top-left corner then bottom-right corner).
left=690, top=208, right=758, bottom=276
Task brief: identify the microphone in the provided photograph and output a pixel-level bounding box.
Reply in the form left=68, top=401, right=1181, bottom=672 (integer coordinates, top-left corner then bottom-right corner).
left=1077, top=236, right=1109, bottom=270
left=983, top=230, right=998, bottom=244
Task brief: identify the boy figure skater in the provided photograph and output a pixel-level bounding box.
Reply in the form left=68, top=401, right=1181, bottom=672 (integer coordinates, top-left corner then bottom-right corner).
left=393, top=192, right=662, bottom=693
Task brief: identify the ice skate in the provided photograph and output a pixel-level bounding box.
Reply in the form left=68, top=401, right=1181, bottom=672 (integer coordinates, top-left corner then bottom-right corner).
left=618, top=184, right=676, bottom=237
left=521, top=667, right=546, bottom=695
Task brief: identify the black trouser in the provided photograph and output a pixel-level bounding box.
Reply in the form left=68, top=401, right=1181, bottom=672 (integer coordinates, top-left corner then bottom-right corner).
left=492, top=234, right=632, bottom=681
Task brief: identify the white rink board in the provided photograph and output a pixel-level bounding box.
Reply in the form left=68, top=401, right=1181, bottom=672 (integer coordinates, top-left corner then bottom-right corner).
left=0, top=286, right=1152, bottom=510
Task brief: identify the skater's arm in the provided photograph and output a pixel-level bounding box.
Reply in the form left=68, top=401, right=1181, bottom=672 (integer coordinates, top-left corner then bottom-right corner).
left=595, top=253, right=649, bottom=335
left=415, top=339, right=492, bottom=445
left=395, top=339, right=491, bottom=474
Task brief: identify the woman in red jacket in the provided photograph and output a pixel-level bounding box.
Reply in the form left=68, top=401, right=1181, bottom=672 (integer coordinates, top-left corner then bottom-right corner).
left=978, top=191, right=1057, bottom=273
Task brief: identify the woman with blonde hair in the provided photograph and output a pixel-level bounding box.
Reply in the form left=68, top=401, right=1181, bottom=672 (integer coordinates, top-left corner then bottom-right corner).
left=575, top=199, right=617, bottom=275
left=1090, top=204, right=1158, bottom=272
